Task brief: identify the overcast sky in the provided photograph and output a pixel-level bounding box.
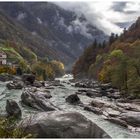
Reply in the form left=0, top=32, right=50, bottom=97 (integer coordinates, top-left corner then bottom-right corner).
left=54, top=1, right=140, bottom=35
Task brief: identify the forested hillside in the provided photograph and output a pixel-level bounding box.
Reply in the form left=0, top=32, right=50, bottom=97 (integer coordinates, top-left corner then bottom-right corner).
left=73, top=17, right=140, bottom=98
left=0, top=10, right=64, bottom=80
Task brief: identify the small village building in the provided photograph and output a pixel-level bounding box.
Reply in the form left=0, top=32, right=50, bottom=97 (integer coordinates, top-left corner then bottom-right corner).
left=0, top=51, right=7, bottom=65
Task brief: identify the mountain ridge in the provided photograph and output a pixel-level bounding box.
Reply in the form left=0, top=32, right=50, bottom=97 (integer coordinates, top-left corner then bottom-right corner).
left=0, top=2, right=108, bottom=66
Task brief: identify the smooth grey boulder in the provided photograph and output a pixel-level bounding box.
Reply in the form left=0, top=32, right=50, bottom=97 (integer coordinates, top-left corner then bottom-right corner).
left=6, top=81, right=23, bottom=90
left=19, top=111, right=111, bottom=138
left=6, top=99, right=21, bottom=118
left=21, top=89, right=56, bottom=111
left=119, top=112, right=140, bottom=127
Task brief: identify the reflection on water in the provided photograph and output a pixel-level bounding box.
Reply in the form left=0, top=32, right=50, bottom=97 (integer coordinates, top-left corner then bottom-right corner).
left=0, top=74, right=140, bottom=138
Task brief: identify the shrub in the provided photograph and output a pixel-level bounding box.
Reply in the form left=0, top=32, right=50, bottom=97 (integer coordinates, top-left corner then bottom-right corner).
left=0, top=66, right=16, bottom=75
left=0, top=117, right=33, bottom=138
left=50, top=60, right=65, bottom=77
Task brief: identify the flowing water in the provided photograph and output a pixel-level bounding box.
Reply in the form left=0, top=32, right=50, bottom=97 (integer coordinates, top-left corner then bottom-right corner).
left=0, top=75, right=140, bottom=138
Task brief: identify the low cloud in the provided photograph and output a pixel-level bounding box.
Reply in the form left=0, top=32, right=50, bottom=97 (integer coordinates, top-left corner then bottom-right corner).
left=17, top=12, right=26, bottom=20
left=54, top=1, right=140, bottom=35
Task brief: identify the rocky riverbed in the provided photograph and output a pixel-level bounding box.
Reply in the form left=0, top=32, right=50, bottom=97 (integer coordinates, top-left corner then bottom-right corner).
left=0, top=74, right=140, bottom=138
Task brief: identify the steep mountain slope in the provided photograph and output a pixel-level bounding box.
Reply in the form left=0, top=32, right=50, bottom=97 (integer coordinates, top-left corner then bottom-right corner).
left=0, top=2, right=108, bottom=66
left=0, top=8, right=66, bottom=80
left=0, top=10, right=68, bottom=63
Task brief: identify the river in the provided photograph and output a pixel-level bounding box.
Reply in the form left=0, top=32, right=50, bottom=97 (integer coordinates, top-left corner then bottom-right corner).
left=0, top=74, right=140, bottom=138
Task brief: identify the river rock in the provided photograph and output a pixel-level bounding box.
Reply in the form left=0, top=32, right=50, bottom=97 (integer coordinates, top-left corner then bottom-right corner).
left=0, top=73, right=14, bottom=82
left=35, top=91, right=52, bottom=99
left=116, top=98, right=129, bottom=103
left=86, top=90, right=101, bottom=98
left=75, top=82, right=86, bottom=88
left=104, top=108, right=121, bottom=117
left=33, top=81, right=43, bottom=88
left=6, top=81, right=23, bottom=90
left=116, top=103, right=140, bottom=112
left=132, top=99, right=140, bottom=105
left=91, top=99, right=105, bottom=108
left=6, top=99, right=21, bottom=118
left=107, top=92, right=121, bottom=99
left=106, top=88, right=115, bottom=93
left=19, top=111, right=111, bottom=138
left=75, top=79, right=99, bottom=88
left=22, top=74, right=35, bottom=85
left=84, top=106, right=102, bottom=115
left=66, top=94, right=81, bottom=104
left=21, top=89, right=56, bottom=111
left=105, top=117, right=128, bottom=127
left=78, top=89, right=88, bottom=92
left=99, top=89, right=108, bottom=96
left=49, top=80, right=63, bottom=87
left=100, top=83, right=112, bottom=90
left=119, top=112, right=140, bottom=127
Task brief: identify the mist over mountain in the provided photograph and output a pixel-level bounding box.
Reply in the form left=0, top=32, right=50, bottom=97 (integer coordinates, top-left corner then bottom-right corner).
left=54, top=1, right=140, bottom=35
left=0, top=2, right=108, bottom=68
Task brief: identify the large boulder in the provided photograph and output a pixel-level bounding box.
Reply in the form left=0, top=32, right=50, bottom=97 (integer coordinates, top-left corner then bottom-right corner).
left=19, top=111, right=111, bottom=138
left=119, top=112, right=140, bottom=127
left=22, top=74, right=35, bottom=85
left=66, top=94, right=81, bottom=104
left=6, top=99, right=21, bottom=118
left=6, top=81, right=23, bottom=90
left=21, top=88, right=56, bottom=111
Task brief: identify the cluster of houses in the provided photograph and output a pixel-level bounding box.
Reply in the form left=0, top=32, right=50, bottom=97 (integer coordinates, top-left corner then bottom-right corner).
left=0, top=51, right=21, bottom=71
left=0, top=51, right=13, bottom=66
left=0, top=51, right=7, bottom=65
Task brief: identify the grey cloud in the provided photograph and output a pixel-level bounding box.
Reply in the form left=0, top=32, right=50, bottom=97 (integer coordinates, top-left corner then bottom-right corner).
left=111, top=2, right=127, bottom=12
left=54, top=1, right=140, bottom=35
